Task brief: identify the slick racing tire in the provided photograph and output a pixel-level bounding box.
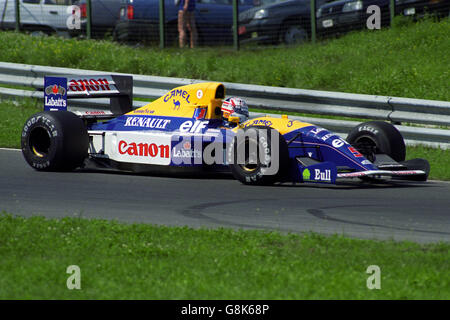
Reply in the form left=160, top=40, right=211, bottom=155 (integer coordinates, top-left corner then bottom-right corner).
left=21, top=111, right=89, bottom=171
left=346, top=121, right=406, bottom=162
left=228, top=126, right=289, bottom=185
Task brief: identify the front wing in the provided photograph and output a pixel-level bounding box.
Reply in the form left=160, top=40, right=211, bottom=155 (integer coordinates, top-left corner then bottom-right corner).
left=337, top=170, right=427, bottom=180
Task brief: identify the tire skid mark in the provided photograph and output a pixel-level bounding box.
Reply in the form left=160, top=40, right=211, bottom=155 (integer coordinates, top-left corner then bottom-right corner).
left=307, top=205, right=450, bottom=236
left=179, top=198, right=292, bottom=231
left=181, top=199, right=450, bottom=237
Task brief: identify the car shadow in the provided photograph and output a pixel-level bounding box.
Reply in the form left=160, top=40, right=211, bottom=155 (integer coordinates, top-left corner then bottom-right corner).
left=273, top=180, right=433, bottom=190
left=76, top=164, right=434, bottom=189
left=76, top=166, right=235, bottom=181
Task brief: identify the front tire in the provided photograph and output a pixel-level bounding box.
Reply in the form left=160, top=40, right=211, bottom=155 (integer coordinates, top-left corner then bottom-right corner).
left=228, top=126, right=289, bottom=185
left=346, top=121, right=406, bottom=162
left=21, top=111, right=89, bottom=171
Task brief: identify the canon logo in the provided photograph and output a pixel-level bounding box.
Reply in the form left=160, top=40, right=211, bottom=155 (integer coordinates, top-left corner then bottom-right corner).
left=118, top=140, right=169, bottom=158
left=68, top=78, right=112, bottom=92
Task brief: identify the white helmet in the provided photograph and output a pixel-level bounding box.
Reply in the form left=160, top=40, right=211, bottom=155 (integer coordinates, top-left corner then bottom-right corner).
left=221, top=97, right=249, bottom=123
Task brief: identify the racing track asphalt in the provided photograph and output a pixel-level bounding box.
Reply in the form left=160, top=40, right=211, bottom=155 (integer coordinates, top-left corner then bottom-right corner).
left=1, top=148, right=449, bottom=243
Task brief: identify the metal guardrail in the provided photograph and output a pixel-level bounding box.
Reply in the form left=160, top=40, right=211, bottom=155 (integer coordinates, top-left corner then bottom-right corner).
left=0, top=62, right=449, bottom=148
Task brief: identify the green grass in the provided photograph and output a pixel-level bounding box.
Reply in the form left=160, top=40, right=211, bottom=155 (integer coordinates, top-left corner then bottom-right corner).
left=407, top=145, right=450, bottom=180
left=0, top=214, right=448, bottom=299
left=1, top=98, right=448, bottom=180
left=0, top=18, right=449, bottom=100
left=0, top=98, right=40, bottom=149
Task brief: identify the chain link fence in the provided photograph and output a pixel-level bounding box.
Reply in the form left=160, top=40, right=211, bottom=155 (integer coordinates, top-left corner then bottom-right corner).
left=0, top=0, right=448, bottom=48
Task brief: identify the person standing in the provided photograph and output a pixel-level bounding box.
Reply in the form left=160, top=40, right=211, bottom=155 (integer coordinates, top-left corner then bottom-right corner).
left=178, top=0, right=198, bottom=48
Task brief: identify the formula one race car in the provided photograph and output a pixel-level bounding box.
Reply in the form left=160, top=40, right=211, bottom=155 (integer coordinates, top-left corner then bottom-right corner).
left=21, top=75, right=430, bottom=185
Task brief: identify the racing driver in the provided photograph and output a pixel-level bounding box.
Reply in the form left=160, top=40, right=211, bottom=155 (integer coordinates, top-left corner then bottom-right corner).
left=221, top=97, right=249, bottom=127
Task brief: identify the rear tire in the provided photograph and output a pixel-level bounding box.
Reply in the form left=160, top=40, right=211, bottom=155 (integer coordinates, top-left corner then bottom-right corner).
left=228, top=126, right=289, bottom=185
left=346, top=121, right=406, bottom=162
left=21, top=111, right=89, bottom=171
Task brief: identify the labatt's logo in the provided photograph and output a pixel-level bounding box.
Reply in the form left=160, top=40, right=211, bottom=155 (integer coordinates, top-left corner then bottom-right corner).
left=44, top=84, right=66, bottom=107
left=45, top=96, right=67, bottom=107
left=173, top=149, right=202, bottom=159
left=45, top=84, right=66, bottom=96
left=173, top=141, right=202, bottom=159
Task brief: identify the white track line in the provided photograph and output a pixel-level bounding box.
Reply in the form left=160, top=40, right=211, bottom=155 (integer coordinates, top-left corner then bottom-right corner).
left=0, top=147, right=21, bottom=151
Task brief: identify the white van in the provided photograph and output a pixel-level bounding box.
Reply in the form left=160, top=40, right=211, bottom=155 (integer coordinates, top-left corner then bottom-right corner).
left=0, top=0, right=80, bottom=36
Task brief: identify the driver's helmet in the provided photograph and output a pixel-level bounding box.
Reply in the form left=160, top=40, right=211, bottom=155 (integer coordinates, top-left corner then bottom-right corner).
left=221, top=97, right=249, bottom=123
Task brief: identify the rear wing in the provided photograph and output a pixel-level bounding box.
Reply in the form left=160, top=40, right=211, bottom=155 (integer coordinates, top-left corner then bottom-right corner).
left=44, top=75, right=133, bottom=118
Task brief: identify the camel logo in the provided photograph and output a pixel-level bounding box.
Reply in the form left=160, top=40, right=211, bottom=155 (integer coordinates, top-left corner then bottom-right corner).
left=164, top=89, right=191, bottom=104
left=173, top=100, right=181, bottom=110
left=302, top=168, right=311, bottom=181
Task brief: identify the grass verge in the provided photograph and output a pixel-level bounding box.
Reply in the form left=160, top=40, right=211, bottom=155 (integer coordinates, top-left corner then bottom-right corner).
left=1, top=98, right=448, bottom=180
left=0, top=98, right=40, bottom=149
left=0, top=18, right=449, bottom=100
left=0, top=214, right=448, bottom=299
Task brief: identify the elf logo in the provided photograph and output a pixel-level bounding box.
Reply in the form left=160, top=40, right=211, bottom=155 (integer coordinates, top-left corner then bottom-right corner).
left=179, top=120, right=209, bottom=133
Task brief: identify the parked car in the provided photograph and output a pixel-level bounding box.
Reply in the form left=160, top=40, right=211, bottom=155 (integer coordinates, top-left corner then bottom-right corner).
left=0, top=0, right=80, bottom=36
left=317, top=0, right=390, bottom=37
left=238, top=0, right=329, bottom=45
left=113, top=0, right=256, bottom=46
left=394, top=0, right=449, bottom=19
left=75, top=0, right=123, bottom=38
left=317, top=0, right=449, bottom=38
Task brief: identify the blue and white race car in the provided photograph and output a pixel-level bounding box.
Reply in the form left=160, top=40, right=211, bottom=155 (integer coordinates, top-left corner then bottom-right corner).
left=21, top=75, right=430, bottom=185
